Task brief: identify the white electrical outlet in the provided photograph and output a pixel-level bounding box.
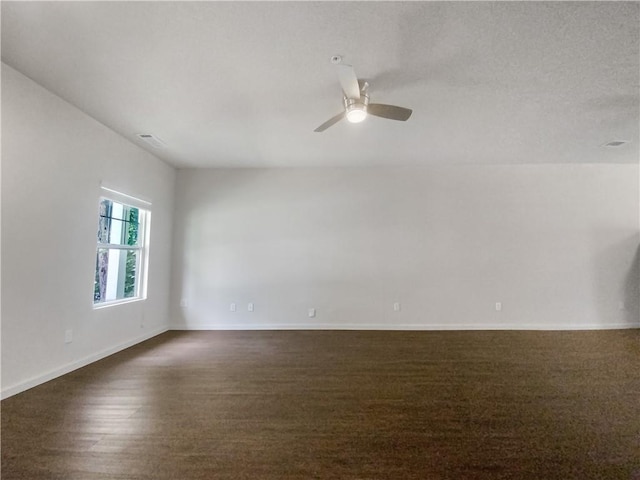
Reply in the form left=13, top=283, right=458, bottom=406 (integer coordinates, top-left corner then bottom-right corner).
left=230, top=303, right=237, bottom=312
left=618, top=301, right=626, bottom=311
left=248, top=303, right=254, bottom=312
left=64, top=329, right=73, bottom=344
left=393, top=302, right=401, bottom=312
left=308, top=308, right=316, bottom=318
left=495, top=302, right=502, bottom=312
left=180, top=299, right=188, bottom=308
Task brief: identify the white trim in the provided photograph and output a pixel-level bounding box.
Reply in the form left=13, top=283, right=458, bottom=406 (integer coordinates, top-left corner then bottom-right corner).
left=100, top=184, right=152, bottom=208
left=169, top=322, right=640, bottom=331
left=140, top=211, right=151, bottom=300
left=93, top=296, right=146, bottom=310
left=1, top=327, right=169, bottom=400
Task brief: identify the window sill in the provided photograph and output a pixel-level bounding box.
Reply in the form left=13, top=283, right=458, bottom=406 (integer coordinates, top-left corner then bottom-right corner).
left=93, top=297, right=146, bottom=310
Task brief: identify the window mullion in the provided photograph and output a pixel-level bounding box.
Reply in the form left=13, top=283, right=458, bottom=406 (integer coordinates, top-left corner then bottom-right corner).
left=97, top=243, right=142, bottom=251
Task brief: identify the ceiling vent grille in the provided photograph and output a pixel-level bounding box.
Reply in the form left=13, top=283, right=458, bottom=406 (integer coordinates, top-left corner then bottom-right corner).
left=601, top=140, right=628, bottom=148
left=137, top=134, right=166, bottom=148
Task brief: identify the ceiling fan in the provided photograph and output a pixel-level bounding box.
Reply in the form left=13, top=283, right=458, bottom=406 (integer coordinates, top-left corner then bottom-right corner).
left=314, top=62, right=413, bottom=132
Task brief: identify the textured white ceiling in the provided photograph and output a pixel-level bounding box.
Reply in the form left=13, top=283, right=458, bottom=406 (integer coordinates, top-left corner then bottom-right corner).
left=2, top=1, right=638, bottom=168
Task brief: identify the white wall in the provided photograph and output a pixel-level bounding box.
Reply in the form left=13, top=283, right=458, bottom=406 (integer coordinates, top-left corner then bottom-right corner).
left=2, top=61, right=637, bottom=398
left=1, top=64, right=176, bottom=398
left=171, top=165, right=639, bottom=330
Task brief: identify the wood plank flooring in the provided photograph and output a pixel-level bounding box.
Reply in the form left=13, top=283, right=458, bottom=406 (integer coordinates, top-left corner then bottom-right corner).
left=2, top=330, right=640, bottom=479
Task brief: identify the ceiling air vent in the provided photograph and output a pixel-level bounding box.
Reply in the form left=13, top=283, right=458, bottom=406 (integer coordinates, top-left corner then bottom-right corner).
left=137, top=134, right=166, bottom=148
left=601, top=140, right=629, bottom=148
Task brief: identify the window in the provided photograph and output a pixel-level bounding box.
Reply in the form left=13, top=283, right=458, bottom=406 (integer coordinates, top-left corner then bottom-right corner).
left=93, top=196, right=149, bottom=306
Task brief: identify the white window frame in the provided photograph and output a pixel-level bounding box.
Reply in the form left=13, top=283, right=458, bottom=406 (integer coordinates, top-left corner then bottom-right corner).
left=93, top=187, right=151, bottom=309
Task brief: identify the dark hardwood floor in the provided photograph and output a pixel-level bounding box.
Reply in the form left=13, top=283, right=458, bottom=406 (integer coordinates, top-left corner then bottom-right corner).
left=2, top=330, right=639, bottom=479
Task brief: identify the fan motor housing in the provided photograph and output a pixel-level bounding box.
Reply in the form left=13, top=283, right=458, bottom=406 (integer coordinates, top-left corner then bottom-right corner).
left=344, top=93, right=370, bottom=123
left=343, top=93, right=370, bottom=110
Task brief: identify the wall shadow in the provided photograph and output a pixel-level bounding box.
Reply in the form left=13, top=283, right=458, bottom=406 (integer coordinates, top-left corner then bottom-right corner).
left=623, top=241, right=640, bottom=326
left=593, top=232, right=639, bottom=328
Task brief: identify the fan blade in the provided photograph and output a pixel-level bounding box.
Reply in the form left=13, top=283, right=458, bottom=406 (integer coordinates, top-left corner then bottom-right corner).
left=314, top=111, right=346, bottom=132
left=337, top=64, right=360, bottom=100
left=368, top=104, right=413, bottom=121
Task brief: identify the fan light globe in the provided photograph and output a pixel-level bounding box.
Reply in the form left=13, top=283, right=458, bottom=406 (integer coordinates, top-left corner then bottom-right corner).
left=346, top=106, right=367, bottom=123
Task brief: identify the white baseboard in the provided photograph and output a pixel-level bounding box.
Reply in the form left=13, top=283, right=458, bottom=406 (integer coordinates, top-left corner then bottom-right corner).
left=1, top=326, right=169, bottom=400
left=170, top=322, right=640, bottom=331
left=4, top=321, right=636, bottom=399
